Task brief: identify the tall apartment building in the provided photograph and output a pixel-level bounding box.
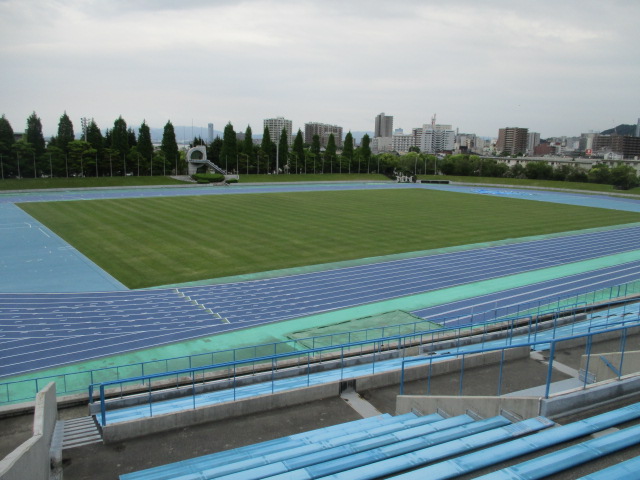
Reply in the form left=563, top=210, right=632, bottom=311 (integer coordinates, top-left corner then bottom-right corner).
left=374, top=112, right=393, bottom=138
left=420, top=123, right=455, bottom=154
left=207, top=123, right=214, bottom=144
left=391, top=133, right=415, bottom=153
left=304, top=122, right=343, bottom=148
left=371, top=136, right=392, bottom=154
left=496, top=127, right=529, bottom=155
left=263, top=117, right=293, bottom=145
left=526, top=132, right=540, bottom=156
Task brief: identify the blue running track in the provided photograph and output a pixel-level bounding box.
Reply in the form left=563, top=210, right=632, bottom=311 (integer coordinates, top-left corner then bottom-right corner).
left=1, top=225, right=640, bottom=378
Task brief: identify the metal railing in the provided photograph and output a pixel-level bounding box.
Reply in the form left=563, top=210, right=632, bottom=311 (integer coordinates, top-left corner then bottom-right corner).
left=399, top=322, right=640, bottom=399
left=90, top=302, right=640, bottom=426
left=1, top=280, right=638, bottom=406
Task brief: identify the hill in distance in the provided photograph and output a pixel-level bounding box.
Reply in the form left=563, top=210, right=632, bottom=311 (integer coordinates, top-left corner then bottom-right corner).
left=600, top=124, right=638, bottom=136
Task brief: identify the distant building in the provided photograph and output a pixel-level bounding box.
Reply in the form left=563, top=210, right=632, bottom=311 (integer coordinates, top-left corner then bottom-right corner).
left=579, top=133, right=597, bottom=154
left=391, top=133, right=415, bottom=153
left=264, top=117, right=293, bottom=145
left=496, top=127, right=528, bottom=155
left=371, top=136, right=392, bottom=154
left=374, top=113, right=393, bottom=138
left=420, top=122, right=455, bottom=154
left=304, top=122, right=343, bottom=148
left=533, top=143, right=554, bottom=156
left=593, top=135, right=640, bottom=159
left=455, top=133, right=484, bottom=154
left=526, top=132, right=540, bottom=156
left=207, top=123, right=214, bottom=144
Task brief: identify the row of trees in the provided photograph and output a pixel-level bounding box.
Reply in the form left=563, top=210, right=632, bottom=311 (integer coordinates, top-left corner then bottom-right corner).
left=0, top=113, right=181, bottom=179
left=193, top=122, right=374, bottom=175
left=1, top=113, right=637, bottom=189
left=436, top=154, right=639, bottom=190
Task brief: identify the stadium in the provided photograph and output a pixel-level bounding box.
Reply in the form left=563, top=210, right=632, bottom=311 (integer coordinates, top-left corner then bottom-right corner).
left=2, top=179, right=640, bottom=480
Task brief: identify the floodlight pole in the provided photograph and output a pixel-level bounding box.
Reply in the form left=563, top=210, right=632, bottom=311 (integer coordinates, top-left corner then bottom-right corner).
left=276, top=142, right=279, bottom=175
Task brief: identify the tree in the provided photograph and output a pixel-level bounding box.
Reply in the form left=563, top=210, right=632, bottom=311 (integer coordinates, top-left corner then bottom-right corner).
left=342, top=132, right=354, bottom=168
left=610, top=163, right=639, bottom=190
left=67, top=140, right=92, bottom=177
left=524, top=161, right=553, bottom=180
left=310, top=134, right=321, bottom=173
left=137, top=121, right=153, bottom=161
left=160, top=121, right=179, bottom=175
left=110, top=116, right=129, bottom=156
left=0, top=114, right=15, bottom=157
left=208, top=136, right=223, bottom=164
left=588, top=163, right=611, bottom=184
left=12, top=140, right=35, bottom=178
left=220, top=122, right=237, bottom=173
left=261, top=126, right=274, bottom=173
left=85, top=120, right=104, bottom=152
left=55, top=112, right=75, bottom=154
left=324, top=133, right=337, bottom=173
left=292, top=129, right=305, bottom=173
left=26, top=112, right=46, bottom=156
left=278, top=128, right=289, bottom=173
left=242, top=125, right=255, bottom=169
left=360, top=134, right=371, bottom=174
left=127, top=127, right=137, bottom=147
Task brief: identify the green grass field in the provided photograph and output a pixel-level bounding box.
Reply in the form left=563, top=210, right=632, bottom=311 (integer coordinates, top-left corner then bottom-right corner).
left=18, top=188, right=640, bottom=288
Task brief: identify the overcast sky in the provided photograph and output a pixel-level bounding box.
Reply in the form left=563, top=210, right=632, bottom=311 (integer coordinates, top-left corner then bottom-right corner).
left=1, top=0, right=639, bottom=139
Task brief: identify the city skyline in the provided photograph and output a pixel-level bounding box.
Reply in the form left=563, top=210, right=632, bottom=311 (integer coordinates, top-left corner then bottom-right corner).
left=1, top=1, right=639, bottom=139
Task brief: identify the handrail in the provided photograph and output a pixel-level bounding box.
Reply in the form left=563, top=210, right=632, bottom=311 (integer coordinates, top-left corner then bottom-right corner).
left=0, top=281, right=637, bottom=406
left=94, top=318, right=640, bottom=426
left=399, top=321, right=639, bottom=399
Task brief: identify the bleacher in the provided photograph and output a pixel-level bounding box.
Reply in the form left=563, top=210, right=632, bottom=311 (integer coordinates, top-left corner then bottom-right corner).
left=119, top=402, right=640, bottom=479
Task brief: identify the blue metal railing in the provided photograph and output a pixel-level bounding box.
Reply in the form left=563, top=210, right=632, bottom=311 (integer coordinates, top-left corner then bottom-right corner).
left=91, top=305, right=640, bottom=426
left=1, top=280, right=638, bottom=406
left=399, top=322, right=639, bottom=399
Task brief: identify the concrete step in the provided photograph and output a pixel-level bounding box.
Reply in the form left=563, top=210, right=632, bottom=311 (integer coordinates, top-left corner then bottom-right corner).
left=61, top=416, right=102, bottom=449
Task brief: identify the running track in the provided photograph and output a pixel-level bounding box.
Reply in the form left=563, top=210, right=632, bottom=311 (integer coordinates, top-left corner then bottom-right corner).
left=1, top=223, right=640, bottom=378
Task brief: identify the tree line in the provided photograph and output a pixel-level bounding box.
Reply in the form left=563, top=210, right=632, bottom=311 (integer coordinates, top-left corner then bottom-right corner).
left=189, top=122, right=374, bottom=175
left=0, top=113, right=637, bottom=189
left=435, top=154, right=639, bottom=190
left=0, top=112, right=182, bottom=179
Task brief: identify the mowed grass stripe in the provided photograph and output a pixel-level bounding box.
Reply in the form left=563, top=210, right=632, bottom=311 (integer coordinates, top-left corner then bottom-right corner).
left=18, top=189, right=640, bottom=289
